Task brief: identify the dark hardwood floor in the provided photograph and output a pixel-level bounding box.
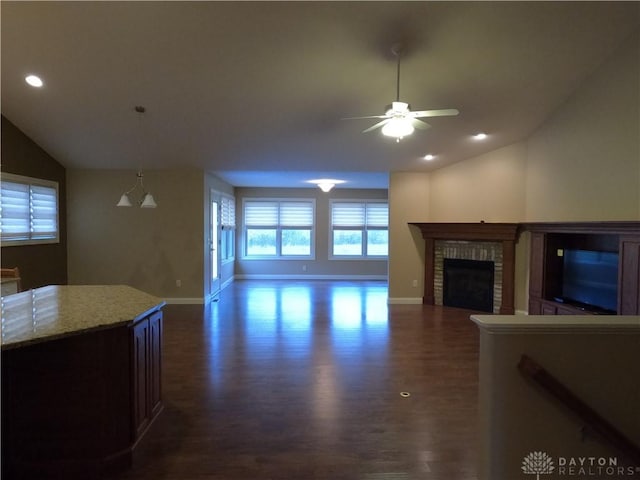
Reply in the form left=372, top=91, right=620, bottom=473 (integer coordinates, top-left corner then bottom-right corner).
left=114, top=280, right=480, bottom=480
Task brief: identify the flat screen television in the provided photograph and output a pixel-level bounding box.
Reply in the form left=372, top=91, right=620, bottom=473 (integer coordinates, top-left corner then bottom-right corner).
left=562, top=249, right=619, bottom=313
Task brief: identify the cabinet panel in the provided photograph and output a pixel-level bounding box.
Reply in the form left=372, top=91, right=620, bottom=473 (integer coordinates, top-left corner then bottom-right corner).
left=131, top=311, right=163, bottom=442
left=529, top=233, right=545, bottom=299
left=132, top=320, right=150, bottom=439
left=149, top=311, right=163, bottom=418
left=619, top=237, right=640, bottom=315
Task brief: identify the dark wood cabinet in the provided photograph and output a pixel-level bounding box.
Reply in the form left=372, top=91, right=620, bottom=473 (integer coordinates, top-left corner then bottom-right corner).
left=1, top=309, right=163, bottom=479
left=524, top=222, right=640, bottom=315
left=132, top=310, right=163, bottom=440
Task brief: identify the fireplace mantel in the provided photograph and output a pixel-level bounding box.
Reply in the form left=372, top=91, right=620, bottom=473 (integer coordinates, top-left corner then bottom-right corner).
left=409, top=223, right=520, bottom=314
left=409, top=222, right=520, bottom=241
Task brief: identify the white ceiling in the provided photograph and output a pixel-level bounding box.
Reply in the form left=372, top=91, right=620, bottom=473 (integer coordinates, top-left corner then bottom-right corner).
left=2, top=2, right=638, bottom=189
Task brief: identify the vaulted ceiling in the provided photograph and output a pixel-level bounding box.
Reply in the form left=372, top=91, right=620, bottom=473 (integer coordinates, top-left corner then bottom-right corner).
left=2, top=2, right=638, bottom=188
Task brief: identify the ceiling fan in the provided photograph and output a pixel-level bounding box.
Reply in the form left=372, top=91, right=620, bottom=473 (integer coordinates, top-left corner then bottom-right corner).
left=344, top=44, right=459, bottom=142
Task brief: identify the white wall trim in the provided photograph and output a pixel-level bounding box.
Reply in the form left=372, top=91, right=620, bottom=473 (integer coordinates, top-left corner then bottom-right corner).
left=234, top=274, right=387, bottom=281
left=387, top=297, right=423, bottom=305
left=163, top=297, right=205, bottom=305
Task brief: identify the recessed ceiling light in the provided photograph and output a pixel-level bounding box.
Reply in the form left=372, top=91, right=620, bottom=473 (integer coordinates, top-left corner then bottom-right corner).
left=423, top=154, right=435, bottom=161
left=473, top=133, right=487, bottom=140
left=25, top=75, right=44, bottom=88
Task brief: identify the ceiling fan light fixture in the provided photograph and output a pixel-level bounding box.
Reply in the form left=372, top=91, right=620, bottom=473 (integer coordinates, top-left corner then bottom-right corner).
left=382, top=117, right=414, bottom=139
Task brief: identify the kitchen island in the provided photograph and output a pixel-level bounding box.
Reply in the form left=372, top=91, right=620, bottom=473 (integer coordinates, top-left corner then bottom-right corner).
left=1, top=285, right=166, bottom=479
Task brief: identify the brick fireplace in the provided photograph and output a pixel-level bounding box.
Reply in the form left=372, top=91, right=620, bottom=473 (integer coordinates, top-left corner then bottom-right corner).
left=409, top=223, right=520, bottom=314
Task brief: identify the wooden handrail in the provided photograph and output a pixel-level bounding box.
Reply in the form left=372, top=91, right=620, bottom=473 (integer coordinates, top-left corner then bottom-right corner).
left=518, top=354, right=640, bottom=465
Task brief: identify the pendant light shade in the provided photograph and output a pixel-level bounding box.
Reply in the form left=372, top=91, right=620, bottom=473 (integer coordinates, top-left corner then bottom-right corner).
left=116, top=106, right=157, bottom=208
left=117, top=193, right=133, bottom=207
left=140, top=193, right=157, bottom=208
left=116, top=171, right=157, bottom=208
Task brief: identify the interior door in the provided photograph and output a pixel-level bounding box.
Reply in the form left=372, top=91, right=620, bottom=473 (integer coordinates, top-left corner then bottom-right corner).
left=210, top=199, right=221, bottom=298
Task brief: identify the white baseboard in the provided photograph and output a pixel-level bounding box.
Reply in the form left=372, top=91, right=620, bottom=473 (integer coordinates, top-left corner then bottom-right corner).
left=234, top=274, right=387, bottom=281
left=387, top=297, right=423, bottom=305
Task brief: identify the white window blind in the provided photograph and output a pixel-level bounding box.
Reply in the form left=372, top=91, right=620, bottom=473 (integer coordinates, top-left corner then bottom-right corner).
left=221, top=196, right=236, bottom=228
left=366, top=203, right=389, bottom=227
left=245, top=200, right=313, bottom=227
left=332, top=203, right=366, bottom=227
left=245, top=201, right=278, bottom=226
left=0, top=174, right=59, bottom=244
left=280, top=202, right=313, bottom=226
left=331, top=202, right=388, bottom=227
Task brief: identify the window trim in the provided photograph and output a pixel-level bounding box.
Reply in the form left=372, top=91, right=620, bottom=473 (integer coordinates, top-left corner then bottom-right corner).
left=329, top=199, right=388, bottom=260
left=242, top=198, right=316, bottom=260
left=1, top=173, right=60, bottom=246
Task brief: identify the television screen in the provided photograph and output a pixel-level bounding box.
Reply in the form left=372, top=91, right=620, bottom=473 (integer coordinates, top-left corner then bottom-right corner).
left=563, top=249, right=619, bottom=312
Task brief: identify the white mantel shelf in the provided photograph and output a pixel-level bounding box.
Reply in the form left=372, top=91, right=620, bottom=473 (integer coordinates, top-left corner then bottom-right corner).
left=471, top=314, right=640, bottom=334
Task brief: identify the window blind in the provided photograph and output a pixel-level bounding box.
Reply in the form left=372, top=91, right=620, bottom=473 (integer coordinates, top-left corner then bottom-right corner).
left=279, top=202, right=313, bottom=226
left=366, top=203, right=389, bottom=227
left=331, top=202, right=388, bottom=227
left=331, top=202, right=365, bottom=227
left=244, top=201, right=278, bottom=226
left=221, top=196, right=236, bottom=227
left=245, top=200, right=313, bottom=227
left=0, top=176, right=58, bottom=243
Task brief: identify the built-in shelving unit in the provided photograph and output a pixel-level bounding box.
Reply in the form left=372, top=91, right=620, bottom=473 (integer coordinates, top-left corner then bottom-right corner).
left=523, top=222, right=640, bottom=315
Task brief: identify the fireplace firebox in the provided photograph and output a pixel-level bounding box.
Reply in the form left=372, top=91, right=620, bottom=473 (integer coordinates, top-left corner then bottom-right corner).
left=443, top=258, right=495, bottom=312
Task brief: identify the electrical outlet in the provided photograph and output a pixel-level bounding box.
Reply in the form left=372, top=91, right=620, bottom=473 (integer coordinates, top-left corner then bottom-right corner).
left=176, top=279, right=182, bottom=287
left=557, top=249, right=564, bottom=257
left=302, top=264, right=307, bottom=272
left=412, top=279, right=418, bottom=287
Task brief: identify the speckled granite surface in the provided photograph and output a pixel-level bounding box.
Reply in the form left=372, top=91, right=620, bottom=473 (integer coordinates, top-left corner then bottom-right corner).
left=1, top=285, right=165, bottom=349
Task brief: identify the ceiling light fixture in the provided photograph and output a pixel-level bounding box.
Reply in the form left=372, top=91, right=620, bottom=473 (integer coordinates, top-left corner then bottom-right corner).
left=117, top=106, right=157, bottom=208
left=307, top=179, right=346, bottom=192
left=382, top=117, right=415, bottom=140
left=423, top=154, right=436, bottom=161
left=25, top=74, right=43, bottom=87
left=473, top=132, right=488, bottom=140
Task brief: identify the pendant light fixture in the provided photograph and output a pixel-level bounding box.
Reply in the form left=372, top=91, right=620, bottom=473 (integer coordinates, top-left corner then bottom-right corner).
left=117, top=106, right=157, bottom=208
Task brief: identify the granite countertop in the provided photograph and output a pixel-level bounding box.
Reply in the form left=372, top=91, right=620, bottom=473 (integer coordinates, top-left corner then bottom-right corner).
left=1, top=285, right=165, bottom=350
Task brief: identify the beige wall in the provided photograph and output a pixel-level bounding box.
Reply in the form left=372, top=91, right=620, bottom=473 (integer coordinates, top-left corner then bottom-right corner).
left=387, top=31, right=639, bottom=309
left=67, top=168, right=206, bottom=300
left=234, top=187, right=388, bottom=278
left=475, top=321, right=640, bottom=480
left=388, top=172, right=430, bottom=302
left=525, top=30, right=640, bottom=221
left=429, top=143, right=527, bottom=223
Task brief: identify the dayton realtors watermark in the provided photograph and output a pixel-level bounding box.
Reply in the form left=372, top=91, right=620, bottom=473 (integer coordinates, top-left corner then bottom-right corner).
left=522, top=451, right=640, bottom=478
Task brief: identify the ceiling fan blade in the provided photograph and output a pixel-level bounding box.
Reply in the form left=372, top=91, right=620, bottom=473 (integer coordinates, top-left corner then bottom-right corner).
left=362, top=119, right=391, bottom=133
left=409, top=108, right=460, bottom=118
left=342, top=114, right=389, bottom=120
left=411, top=118, right=431, bottom=130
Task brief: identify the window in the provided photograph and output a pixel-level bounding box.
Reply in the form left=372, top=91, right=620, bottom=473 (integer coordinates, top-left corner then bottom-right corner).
left=243, top=199, right=314, bottom=258
left=0, top=173, right=59, bottom=246
left=220, top=196, right=236, bottom=262
left=330, top=201, right=388, bottom=258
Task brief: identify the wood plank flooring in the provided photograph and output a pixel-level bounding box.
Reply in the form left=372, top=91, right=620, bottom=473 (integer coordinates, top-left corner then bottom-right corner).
left=113, top=280, right=480, bottom=480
